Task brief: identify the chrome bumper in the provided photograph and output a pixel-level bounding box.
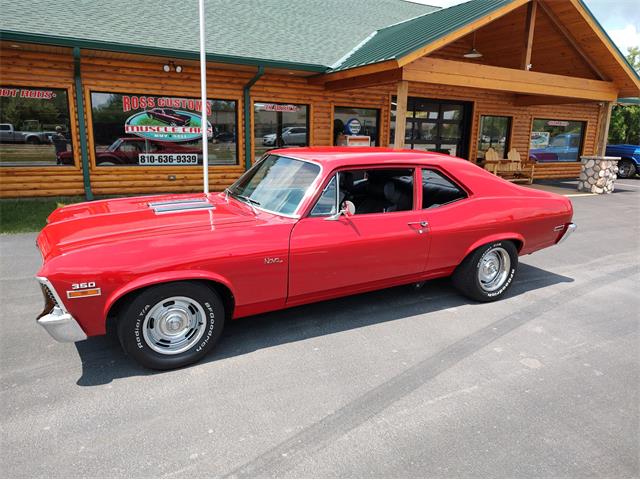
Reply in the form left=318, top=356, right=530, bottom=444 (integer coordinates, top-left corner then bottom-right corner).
left=557, top=223, right=576, bottom=244
left=37, top=306, right=87, bottom=342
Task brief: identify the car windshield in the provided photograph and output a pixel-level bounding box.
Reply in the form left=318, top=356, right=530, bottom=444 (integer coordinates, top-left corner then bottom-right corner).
left=228, top=154, right=320, bottom=216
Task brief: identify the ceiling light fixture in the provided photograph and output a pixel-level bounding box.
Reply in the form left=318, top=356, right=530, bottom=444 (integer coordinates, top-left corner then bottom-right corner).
left=463, top=31, right=483, bottom=59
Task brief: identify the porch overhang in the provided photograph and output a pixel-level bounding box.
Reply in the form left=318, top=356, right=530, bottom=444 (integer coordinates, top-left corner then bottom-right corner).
left=401, top=57, right=618, bottom=102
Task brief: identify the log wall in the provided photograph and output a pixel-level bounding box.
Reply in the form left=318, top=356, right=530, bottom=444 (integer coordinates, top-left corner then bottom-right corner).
left=1, top=43, right=602, bottom=197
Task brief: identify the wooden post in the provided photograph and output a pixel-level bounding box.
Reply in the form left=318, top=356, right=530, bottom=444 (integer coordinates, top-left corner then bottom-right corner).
left=521, top=0, right=537, bottom=70
left=596, top=101, right=613, bottom=156
left=394, top=80, right=409, bottom=148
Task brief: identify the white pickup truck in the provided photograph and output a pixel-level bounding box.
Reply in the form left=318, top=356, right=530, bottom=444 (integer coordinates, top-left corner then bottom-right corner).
left=0, top=123, right=51, bottom=144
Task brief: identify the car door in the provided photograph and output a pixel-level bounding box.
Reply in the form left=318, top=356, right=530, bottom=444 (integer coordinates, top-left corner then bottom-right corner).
left=419, top=167, right=479, bottom=275
left=287, top=168, right=430, bottom=304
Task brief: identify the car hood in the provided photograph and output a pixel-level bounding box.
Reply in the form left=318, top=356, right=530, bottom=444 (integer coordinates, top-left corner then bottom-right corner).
left=37, top=193, right=261, bottom=260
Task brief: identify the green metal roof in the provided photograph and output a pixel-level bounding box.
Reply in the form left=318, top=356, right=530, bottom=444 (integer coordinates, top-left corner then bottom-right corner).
left=0, top=0, right=437, bottom=71
left=617, top=97, right=640, bottom=105
left=330, top=0, right=514, bottom=71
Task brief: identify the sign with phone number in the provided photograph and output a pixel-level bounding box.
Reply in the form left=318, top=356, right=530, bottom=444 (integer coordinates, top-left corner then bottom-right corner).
left=138, top=153, right=198, bottom=165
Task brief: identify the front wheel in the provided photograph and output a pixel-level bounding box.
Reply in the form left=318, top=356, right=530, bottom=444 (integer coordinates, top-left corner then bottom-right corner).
left=452, top=241, right=518, bottom=302
left=617, top=159, right=637, bottom=179
left=117, top=281, right=225, bottom=370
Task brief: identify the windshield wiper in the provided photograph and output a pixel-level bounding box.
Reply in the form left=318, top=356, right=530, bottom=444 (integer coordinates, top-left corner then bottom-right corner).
left=230, top=192, right=260, bottom=214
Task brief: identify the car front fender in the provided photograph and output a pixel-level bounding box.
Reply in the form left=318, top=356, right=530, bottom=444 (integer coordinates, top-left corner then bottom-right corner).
left=103, top=270, right=236, bottom=320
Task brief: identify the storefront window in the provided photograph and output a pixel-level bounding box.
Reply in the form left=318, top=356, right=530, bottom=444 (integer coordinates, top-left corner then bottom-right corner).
left=333, top=106, right=379, bottom=146
left=529, top=118, right=585, bottom=162
left=0, top=86, right=74, bottom=167
left=253, top=102, right=308, bottom=159
left=477, top=115, right=511, bottom=160
left=90, top=92, right=237, bottom=166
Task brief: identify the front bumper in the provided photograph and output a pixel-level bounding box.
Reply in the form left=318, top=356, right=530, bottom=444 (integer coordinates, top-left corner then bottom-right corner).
left=37, top=307, right=87, bottom=342
left=557, top=223, right=576, bottom=244
left=35, top=276, right=87, bottom=342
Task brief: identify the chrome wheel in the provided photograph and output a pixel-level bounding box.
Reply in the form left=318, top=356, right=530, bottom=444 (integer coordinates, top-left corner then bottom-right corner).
left=142, top=296, right=207, bottom=355
left=478, top=247, right=511, bottom=292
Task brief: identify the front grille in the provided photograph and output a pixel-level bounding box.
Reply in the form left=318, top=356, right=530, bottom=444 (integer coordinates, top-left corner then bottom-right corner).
left=42, top=284, right=59, bottom=307
left=37, top=282, right=59, bottom=319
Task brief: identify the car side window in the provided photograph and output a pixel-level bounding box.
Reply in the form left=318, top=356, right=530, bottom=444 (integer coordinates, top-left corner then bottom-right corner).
left=310, top=175, right=338, bottom=217
left=310, top=168, right=414, bottom=216
left=422, top=168, right=467, bottom=209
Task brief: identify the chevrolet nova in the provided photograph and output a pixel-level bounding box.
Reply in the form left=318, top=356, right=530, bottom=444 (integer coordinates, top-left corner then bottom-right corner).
left=36, top=148, right=575, bottom=369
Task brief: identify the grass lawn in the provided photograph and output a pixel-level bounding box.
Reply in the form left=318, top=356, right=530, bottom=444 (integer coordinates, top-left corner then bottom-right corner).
left=0, top=196, right=86, bottom=234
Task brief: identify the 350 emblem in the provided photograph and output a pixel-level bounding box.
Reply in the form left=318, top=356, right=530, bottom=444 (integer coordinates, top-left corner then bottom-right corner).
left=71, top=282, right=96, bottom=289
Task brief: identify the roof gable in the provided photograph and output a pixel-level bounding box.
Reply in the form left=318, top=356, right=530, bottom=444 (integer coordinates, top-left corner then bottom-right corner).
left=331, top=0, right=515, bottom=71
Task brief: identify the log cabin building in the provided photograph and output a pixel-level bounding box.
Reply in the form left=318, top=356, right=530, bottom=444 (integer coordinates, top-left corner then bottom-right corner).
left=1, top=0, right=638, bottom=198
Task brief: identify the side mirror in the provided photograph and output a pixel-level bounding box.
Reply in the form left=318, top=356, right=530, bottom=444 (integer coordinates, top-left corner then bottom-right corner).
left=325, top=200, right=355, bottom=221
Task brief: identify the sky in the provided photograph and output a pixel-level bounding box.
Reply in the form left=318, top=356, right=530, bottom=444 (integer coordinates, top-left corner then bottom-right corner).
left=407, top=0, right=640, bottom=55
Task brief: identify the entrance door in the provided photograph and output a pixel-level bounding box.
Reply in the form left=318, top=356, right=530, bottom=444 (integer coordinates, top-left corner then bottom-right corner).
left=391, top=97, right=472, bottom=159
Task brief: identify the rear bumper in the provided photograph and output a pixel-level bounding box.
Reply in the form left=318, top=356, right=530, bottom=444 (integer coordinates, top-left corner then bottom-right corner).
left=556, top=223, right=576, bottom=244
left=37, top=307, right=87, bottom=342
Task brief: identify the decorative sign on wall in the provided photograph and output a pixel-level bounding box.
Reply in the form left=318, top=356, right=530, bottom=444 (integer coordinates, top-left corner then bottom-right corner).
left=124, top=109, right=212, bottom=142
left=344, top=118, right=362, bottom=135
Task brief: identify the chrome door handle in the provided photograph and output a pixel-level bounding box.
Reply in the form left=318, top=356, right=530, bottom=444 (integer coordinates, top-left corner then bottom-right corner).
left=408, top=220, right=429, bottom=234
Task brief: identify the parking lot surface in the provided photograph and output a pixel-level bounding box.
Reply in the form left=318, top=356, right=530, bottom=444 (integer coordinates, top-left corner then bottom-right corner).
left=1, top=180, right=639, bottom=478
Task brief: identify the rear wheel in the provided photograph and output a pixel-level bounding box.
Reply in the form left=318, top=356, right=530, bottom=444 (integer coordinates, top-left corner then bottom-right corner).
left=117, top=281, right=225, bottom=370
left=617, top=159, right=637, bottom=179
left=452, top=241, right=518, bottom=302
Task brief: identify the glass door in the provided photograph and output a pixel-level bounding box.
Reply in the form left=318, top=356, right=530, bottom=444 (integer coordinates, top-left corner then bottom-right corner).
left=391, top=97, right=472, bottom=159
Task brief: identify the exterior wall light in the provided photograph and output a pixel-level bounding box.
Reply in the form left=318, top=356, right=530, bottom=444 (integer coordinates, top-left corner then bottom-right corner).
left=162, top=61, right=183, bottom=73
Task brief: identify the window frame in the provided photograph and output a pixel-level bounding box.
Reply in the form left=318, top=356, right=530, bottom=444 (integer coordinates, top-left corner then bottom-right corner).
left=305, top=165, right=418, bottom=218
left=0, top=84, right=78, bottom=169
left=252, top=101, right=311, bottom=159
left=333, top=105, right=382, bottom=146
left=419, top=167, right=469, bottom=210
left=88, top=90, right=239, bottom=168
left=529, top=117, right=587, bottom=162
left=477, top=114, right=513, bottom=161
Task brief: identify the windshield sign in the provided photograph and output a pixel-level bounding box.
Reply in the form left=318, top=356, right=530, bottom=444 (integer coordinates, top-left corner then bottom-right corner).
left=228, top=155, right=320, bottom=216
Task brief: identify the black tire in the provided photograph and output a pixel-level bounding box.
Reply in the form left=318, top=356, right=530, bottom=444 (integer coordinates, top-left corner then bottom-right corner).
left=617, top=159, right=637, bottom=179
left=452, top=240, right=518, bottom=302
left=117, top=281, right=225, bottom=370
left=26, top=137, right=40, bottom=145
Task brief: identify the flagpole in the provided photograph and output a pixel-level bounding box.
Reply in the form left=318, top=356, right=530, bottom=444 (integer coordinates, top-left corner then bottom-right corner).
left=198, top=0, right=209, bottom=194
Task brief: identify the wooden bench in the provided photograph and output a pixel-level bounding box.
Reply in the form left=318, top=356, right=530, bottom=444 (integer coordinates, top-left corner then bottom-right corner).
left=483, top=148, right=535, bottom=184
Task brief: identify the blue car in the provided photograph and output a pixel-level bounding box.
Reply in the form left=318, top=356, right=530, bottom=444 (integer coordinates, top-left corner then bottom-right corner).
left=529, top=133, right=581, bottom=162
left=605, top=144, right=640, bottom=178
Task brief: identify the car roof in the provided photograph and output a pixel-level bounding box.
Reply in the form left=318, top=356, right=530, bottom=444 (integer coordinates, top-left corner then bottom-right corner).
left=271, top=146, right=471, bottom=170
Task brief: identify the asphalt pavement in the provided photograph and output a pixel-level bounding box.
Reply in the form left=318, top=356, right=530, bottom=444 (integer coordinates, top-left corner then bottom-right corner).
left=1, top=180, right=639, bottom=478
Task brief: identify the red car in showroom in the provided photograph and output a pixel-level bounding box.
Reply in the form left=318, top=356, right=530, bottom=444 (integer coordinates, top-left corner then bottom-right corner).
left=57, top=137, right=201, bottom=166
left=36, top=148, right=575, bottom=369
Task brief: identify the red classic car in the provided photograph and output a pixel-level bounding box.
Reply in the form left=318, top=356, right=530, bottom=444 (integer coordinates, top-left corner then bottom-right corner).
left=57, top=137, right=201, bottom=166
left=146, top=108, right=192, bottom=126
left=36, top=147, right=575, bottom=370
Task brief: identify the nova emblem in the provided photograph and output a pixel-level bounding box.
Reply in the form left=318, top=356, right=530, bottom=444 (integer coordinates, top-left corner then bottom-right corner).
left=264, top=257, right=284, bottom=265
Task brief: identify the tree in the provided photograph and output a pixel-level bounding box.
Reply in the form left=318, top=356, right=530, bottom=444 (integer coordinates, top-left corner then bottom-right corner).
left=608, top=46, right=640, bottom=145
